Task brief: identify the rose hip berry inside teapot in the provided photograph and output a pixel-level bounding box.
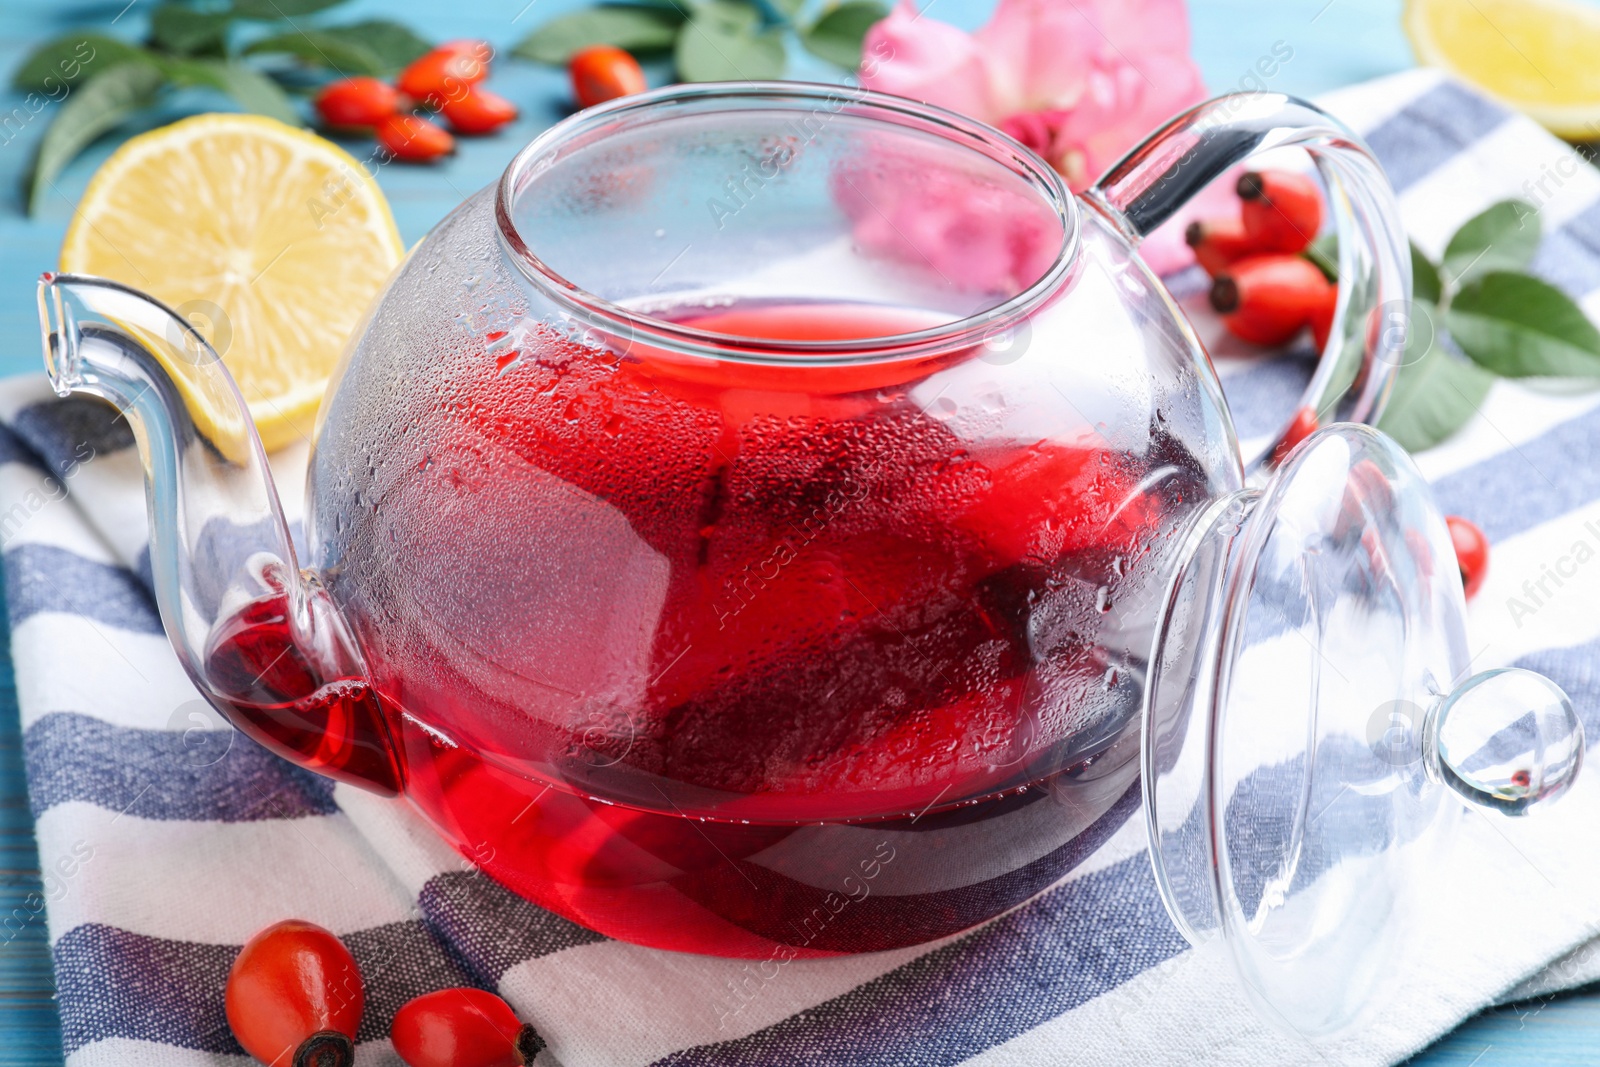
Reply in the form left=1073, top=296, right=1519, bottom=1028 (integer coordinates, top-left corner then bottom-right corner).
left=39, top=84, right=1582, bottom=1033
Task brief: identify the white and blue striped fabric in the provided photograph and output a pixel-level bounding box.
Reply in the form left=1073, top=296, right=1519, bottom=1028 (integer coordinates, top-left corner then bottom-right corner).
left=9, top=68, right=1600, bottom=1066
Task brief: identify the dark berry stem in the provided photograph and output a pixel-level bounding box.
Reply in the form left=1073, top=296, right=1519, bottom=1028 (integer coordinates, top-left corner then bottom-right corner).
left=516, top=1022, right=547, bottom=1064
left=1209, top=275, right=1241, bottom=314
left=293, top=1031, right=354, bottom=1067
left=1236, top=172, right=1266, bottom=201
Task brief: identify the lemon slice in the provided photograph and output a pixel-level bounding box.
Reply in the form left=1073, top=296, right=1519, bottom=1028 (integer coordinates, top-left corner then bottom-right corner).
left=60, top=113, right=404, bottom=451
left=1405, top=0, right=1600, bottom=138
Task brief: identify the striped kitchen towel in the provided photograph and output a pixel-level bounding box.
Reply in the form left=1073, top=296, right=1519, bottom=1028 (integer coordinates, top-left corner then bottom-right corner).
left=8, top=67, right=1600, bottom=1066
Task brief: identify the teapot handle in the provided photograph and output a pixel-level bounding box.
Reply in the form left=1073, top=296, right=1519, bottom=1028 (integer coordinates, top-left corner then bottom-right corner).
left=1086, top=92, right=1410, bottom=476
left=38, top=273, right=403, bottom=796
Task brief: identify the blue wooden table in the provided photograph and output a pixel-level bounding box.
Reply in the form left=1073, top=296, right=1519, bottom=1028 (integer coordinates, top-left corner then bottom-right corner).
left=0, top=1, right=1588, bottom=1062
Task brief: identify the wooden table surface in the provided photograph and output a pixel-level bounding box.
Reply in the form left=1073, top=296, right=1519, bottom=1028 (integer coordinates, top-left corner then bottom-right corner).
left=0, top=0, right=1593, bottom=1062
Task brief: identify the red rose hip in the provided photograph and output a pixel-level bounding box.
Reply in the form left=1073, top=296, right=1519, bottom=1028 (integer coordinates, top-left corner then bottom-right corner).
left=315, top=77, right=400, bottom=128
left=1307, top=273, right=1339, bottom=349
left=399, top=41, right=491, bottom=106
left=1271, top=405, right=1320, bottom=467
left=1237, top=170, right=1324, bottom=254
left=1185, top=218, right=1258, bottom=277
left=376, top=114, right=455, bottom=162
left=569, top=45, right=647, bottom=109
left=225, top=920, right=363, bottom=1067
left=1446, top=515, right=1489, bottom=599
left=441, top=86, right=519, bottom=134
left=1210, top=254, right=1336, bottom=347
left=391, top=988, right=544, bottom=1067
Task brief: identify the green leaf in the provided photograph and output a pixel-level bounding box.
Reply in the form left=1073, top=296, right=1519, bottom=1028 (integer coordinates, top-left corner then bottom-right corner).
left=1303, top=233, right=1338, bottom=282
left=12, top=33, right=146, bottom=93
left=1447, top=271, right=1600, bottom=377
left=676, top=7, right=785, bottom=81
left=1299, top=234, right=1442, bottom=307
left=691, top=0, right=762, bottom=29
left=158, top=58, right=302, bottom=125
left=1376, top=333, right=1495, bottom=452
left=769, top=0, right=808, bottom=18
left=1440, top=199, right=1539, bottom=287
left=1411, top=241, right=1443, bottom=304
left=513, top=6, right=686, bottom=64
left=244, top=30, right=385, bottom=75
left=210, top=62, right=300, bottom=123
left=800, top=1, right=886, bottom=68
left=24, top=61, right=166, bottom=215
left=246, top=21, right=430, bottom=75
left=230, top=0, right=347, bottom=18
left=149, top=4, right=233, bottom=56
left=319, top=20, right=432, bottom=71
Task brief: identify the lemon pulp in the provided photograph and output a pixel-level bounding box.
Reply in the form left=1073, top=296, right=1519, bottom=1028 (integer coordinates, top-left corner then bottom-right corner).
left=60, top=113, right=404, bottom=451
left=1406, top=0, right=1600, bottom=139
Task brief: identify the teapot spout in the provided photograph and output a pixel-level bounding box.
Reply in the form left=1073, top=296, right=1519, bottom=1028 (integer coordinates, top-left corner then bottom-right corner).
left=37, top=273, right=401, bottom=794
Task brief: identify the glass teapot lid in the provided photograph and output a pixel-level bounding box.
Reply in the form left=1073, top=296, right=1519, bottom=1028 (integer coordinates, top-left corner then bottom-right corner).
left=1142, top=423, right=1583, bottom=1036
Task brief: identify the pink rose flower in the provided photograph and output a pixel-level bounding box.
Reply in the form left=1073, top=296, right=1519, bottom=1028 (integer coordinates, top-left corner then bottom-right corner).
left=831, top=154, right=1065, bottom=296
left=849, top=0, right=1212, bottom=281
left=862, top=0, right=1206, bottom=191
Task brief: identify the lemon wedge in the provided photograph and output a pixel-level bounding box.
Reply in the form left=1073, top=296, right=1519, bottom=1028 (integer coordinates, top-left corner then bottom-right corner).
left=60, top=113, right=404, bottom=451
left=1405, top=0, right=1600, bottom=139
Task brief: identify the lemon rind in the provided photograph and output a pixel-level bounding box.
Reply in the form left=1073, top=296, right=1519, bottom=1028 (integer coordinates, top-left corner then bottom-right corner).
left=59, top=113, right=404, bottom=452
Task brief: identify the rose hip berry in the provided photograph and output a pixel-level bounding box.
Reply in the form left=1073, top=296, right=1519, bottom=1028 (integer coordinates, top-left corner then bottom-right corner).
left=391, top=988, right=544, bottom=1067
left=441, top=86, right=519, bottom=134
left=1307, top=275, right=1338, bottom=349
left=226, top=920, right=363, bottom=1067
left=1210, top=254, right=1336, bottom=347
left=376, top=114, right=455, bottom=162
left=1271, top=405, right=1319, bottom=467
left=569, top=45, right=648, bottom=109
left=315, top=77, right=400, bottom=128
left=1185, top=218, right=1257, bottom=277
left=1446, top=515, right=1489, bottom=600
left=1237, top=170, right=1323, bottom=254
left=316, top=39, right=511, bottom=156
left=399, top=41, right=491, bottom=106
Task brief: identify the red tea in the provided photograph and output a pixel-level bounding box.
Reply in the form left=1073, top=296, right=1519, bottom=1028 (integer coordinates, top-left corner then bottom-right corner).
left=207, top=300, right=1203, bottom=956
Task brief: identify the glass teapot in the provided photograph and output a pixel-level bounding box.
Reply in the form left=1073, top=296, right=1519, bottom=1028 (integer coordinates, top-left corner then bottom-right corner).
left=37, top=84, right=1583, bottom=1034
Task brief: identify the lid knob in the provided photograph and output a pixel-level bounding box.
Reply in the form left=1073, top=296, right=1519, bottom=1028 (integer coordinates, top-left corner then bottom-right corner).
left=1427, top=668, right=1583, bottom=815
